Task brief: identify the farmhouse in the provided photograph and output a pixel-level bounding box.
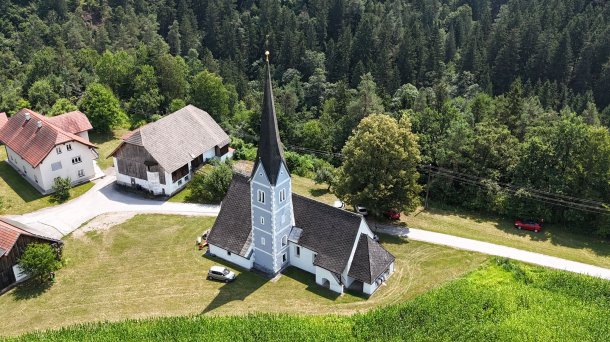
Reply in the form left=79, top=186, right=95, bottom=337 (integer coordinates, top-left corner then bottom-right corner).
left=0, top=109, right=99, bottom=194
left=0, top=217, right=62, bottom=292
left=109, top=105, right=232, bottom=196
left=207, top=58, right=395, bottom=296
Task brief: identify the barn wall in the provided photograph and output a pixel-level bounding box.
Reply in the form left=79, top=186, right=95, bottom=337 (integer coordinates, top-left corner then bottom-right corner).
left=0, top=235, right=60, bottom=290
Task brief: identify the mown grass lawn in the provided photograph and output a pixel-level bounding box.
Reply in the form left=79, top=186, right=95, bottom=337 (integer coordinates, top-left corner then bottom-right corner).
left=9, top=260, right=610, bottom=341
left=0, top=148, right=94, bottom=215
left=89, top=128, right=129, bottom=170
left=402, top=205, right=610, bottom=269
left=0, top=214, right=486, bottom=337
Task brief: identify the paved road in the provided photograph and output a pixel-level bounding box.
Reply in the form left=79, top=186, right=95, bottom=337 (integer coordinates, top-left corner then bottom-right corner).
left=8, top=174, right=610, bottom=281
left=9, top=175, right=220, bottom=239
left=374, top=224, right=610, bottom=281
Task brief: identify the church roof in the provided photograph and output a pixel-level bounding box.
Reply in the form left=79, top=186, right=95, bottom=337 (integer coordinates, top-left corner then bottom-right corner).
left=251, top=58, right=286, bottom=185
left=208, top=173, right=393, bottom=278
left=348, top=234, right=395, bottom=284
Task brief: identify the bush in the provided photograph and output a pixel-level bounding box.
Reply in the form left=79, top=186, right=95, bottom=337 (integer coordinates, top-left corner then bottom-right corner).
left=188, top=160, right=233, bottom=203
left=51, top=177, right=72, bottom=202
left=18, top=243, right=61, bottom=283
left=230, top=137, right=257, bottom=161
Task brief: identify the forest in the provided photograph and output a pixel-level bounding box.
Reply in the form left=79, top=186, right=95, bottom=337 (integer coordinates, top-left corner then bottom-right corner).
left=0, top=0, right=609, bottom=234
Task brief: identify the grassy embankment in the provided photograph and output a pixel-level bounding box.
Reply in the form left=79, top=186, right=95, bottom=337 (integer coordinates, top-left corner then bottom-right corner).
left=0, top=214, right=486, bottom=337
left=8, top=259, right=610, bottom=341
left=0, top=148, right=94, bottom=215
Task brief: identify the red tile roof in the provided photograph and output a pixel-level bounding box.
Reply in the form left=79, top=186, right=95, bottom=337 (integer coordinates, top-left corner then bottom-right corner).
left=47, top=111, right=93, bottom=134
left=0, top=109, right=96, bottom=167
left=0, top=218, right=60, bottom=256
left=0, top=220, right=33, bottom=256
left=0, top=112, right=7, bottom=129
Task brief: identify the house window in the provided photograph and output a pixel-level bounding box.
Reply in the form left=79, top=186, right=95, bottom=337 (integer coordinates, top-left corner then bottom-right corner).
left=296, top=246, right=301, bottom=257
left=51, top=162, right=62, bottom=171
left=78, top=169, right=85, bottom=178
left=66, top=144, right=72, bottom=151
left=260, top=217, right=264, bottom=225
left=56, top=146, right=62, bottom=154
left=282, top=254, right=287, bottom=263
left=227, top=251, right=232, bottom=256
left=257, top=190, right=265, bottom=203
left=279, top=189, right=286, bottom=202
left=261, top=237, right=266, bottom=246
left=282, top=235, right=287, bottom=247
left=34, top=176, right=38, bottom=183
left=71, top=156, right=82, bottom=164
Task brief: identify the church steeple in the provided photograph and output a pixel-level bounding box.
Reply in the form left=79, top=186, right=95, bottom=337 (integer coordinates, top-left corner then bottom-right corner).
left=252, top=51, right=286, bottom=185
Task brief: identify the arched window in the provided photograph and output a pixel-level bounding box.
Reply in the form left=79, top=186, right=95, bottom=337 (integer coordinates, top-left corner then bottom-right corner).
left=282, top=235, right=288, bottom=247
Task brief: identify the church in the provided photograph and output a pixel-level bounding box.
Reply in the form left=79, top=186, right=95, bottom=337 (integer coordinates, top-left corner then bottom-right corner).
left=207, top=54, right=395, bottom=296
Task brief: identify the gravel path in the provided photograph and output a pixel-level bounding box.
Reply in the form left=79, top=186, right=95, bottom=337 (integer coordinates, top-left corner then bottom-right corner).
left=8, top=175, right=219, bottom=239
left=8, top=174, right=610, bottom=281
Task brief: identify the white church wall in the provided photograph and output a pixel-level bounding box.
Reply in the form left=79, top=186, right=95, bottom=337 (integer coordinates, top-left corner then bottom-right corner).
left=315, top=266, right=343, bottom=294
left=209, top=244, right=253, bottom=270
left=289, top=244, right=316, bottom=274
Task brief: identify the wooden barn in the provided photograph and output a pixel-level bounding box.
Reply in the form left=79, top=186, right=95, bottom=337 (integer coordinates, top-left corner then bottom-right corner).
left=109, top=105, right=232, bottom=196
left=0, top=217, right=62, bottom=292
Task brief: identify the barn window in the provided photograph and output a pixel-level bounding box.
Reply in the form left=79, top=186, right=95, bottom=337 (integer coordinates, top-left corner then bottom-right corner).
left=257, top=190, right=265, bottom=203
left=296, top=246, right=301, bottom=257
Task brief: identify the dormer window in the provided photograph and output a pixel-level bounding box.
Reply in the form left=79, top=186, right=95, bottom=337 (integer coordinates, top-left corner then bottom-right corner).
left=279, top=189, right=286, bottom=202
left=257, top=190, right=265, bottom=203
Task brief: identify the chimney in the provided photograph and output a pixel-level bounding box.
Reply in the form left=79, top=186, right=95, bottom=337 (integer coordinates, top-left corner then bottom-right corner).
left=37, top=120, right=43, bottom=129
left=24, top=113, right=31, bottom=121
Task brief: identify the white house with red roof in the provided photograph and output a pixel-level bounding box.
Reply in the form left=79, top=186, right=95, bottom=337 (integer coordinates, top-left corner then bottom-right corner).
left=0, top=109, right=99, bottom=194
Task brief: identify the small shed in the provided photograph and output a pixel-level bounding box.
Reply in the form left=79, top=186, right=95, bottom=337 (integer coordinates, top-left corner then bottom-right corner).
left=0, top=217, right=62, bottom=292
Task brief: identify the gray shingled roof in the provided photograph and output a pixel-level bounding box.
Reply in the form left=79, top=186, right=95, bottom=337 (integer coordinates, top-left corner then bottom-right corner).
left=208, top=174, right=394, bottom=278
left=207, top=174, right=253, bottom=257
left=113, top=105, right=230, bottom=172
left=348, top=234, right=395, bottom=284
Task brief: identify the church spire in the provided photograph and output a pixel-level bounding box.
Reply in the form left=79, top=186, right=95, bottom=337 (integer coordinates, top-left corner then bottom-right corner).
left=252, top=51, right=286, bottom=185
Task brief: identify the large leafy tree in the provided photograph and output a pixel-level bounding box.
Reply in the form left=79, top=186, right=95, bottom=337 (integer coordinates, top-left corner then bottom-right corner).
left=78, top=83, right=127, bottom=133
left=189, top=70, right=230, bottom=122
left=28, top=79, right=58, bottom=112
left=335, top=114, right=422, bottom=215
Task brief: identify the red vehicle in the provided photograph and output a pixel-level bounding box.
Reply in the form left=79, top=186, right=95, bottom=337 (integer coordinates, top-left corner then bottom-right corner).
left=514, top=219, right=542, bottom=233
left=385, top=209, right=401, bottom=220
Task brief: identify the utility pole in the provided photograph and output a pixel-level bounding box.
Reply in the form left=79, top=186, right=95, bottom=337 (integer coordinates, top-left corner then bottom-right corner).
left=424, top=164, right=431, bottom=209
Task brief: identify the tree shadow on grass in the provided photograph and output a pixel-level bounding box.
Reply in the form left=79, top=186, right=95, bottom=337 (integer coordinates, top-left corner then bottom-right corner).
left=11, top=280, right=52, bottom=300
left=280, top=267, right=341, bottom=300
left=0, top=161, right=43, bottom=203
left=201, top=254, right=268, bottom=314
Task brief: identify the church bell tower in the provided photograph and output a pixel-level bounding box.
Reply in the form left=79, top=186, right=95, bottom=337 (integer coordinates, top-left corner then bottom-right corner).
left=250, top=51, right=295, bottom=275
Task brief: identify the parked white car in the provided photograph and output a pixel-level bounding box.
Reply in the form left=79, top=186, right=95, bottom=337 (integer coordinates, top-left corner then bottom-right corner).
left=207, top=266, right=236, bottom=283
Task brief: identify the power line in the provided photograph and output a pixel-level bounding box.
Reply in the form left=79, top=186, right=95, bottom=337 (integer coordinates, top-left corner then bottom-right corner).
left=280, top=143, right=609, bottom=215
